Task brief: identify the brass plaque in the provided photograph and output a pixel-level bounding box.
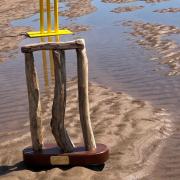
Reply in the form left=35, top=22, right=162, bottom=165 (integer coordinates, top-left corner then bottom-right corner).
left=50, top=156, right=70, bottom=165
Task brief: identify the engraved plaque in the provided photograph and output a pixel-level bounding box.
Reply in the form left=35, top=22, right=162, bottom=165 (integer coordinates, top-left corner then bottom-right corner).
left=50, top=156, right=70, bottom=165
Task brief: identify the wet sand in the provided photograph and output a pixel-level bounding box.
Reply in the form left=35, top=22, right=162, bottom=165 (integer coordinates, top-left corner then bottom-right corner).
left=0, top=0, right=93, bottom=61
left=102, top=0, right=136, bottom=3
left=123, top=21, right=180, bottom=76
left=111, top=6, right=144, bottom=13
left=102, top=0, right=170, bottom=4
left=0, top=79, right=171, bottom=179
left=63, top=23, right=90, bottom=33
left=0, top=0, right=39, bottom=61
left=0, top=0, right=179, bottom=179
left=154, top=8, right=180, bottom=13
left=60, top=0, right=96, bottom=18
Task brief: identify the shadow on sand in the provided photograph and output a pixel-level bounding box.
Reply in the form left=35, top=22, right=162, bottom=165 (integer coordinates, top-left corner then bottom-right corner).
left=0, top=161, right=105, bottom=176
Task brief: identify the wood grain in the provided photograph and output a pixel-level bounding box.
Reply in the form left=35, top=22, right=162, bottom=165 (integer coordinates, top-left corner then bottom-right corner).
left=76, top=39, right=96, bottom=151
left=21, top=40, right=84, bottom=53
left=51, top=50, right=74, bottom=153
left=22, top=39, right=96, bottom=152
left=25, top=52, right=43, bottom=152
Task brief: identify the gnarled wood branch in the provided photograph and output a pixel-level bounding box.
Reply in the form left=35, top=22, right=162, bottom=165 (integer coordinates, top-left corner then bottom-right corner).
left=21, top=40, right=84, bottom=53
left=51, top=50, right=74, bottom=153
left=76, top=39, right=96, bottom=151
left=25, top=52, right=43, bottom=152
left=22, top=39, right=96, bottom=152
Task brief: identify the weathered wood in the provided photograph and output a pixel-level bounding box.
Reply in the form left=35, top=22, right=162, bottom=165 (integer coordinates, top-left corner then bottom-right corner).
left=25, top=52, right=43, bottom=152
left=21, top=40, right=84, bottom=53
left=51, top=50, right=74, bottom=153
left=76, top=39, right=96, bottom=151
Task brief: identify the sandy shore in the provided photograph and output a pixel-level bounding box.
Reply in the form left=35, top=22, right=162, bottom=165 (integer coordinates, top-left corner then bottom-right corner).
left=60, top=0, right=96, bottom=18
left=0, top=0, right=94, bottom=62
left=0, top=0, right=176, bottom=179
left=0, top=0, right=39, bottom=61
left=0, top=79, right=171, bottom=179
left=122, top=21, right=180, bottom=76
left=102, top=0, right=170, bottom=4
left=111, top=6, right=144, bottom=13
left=154, top=8, right=180, bottom=13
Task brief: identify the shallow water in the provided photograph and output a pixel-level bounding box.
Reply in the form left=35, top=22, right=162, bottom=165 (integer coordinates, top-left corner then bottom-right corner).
left=1, top=0, right=180, bottom=130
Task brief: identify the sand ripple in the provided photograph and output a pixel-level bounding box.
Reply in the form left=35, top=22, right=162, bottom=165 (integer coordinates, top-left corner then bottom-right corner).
left=123, top=21, right=180, bottom=76
left=154, top=8, right=180, bottom=13
left=0, top=0, right=39, bottom=61
left=0, top=80, right=171, bottom=179
left=111, top=6, right=144, bottom=13
left=60, top=0, right=96, bottom=18
left=102, top=0, right=170, bottom=4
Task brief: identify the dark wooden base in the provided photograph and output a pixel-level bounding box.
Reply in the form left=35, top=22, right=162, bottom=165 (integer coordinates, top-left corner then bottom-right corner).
left=23, top=144, right=109, bottom=167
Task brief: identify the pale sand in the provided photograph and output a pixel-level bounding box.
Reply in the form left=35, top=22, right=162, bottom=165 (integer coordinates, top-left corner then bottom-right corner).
left=111, top=6, right=144, bottom=13
left=63, top=23, right=90, bottom=33
left=0, top=0, right=39, bottom=61
left=0, top=0, right=92, bottom=61
left=154, top=8, right=180, bottom=13
left=0, top=79, right=171, bottom=179
left=102, top=0, right=170, bottom=4
left=0, top=0, right=173, bottom=179
left=122, top=21, right=180, bottom=76
left=60, top=0, right=97, bottom=18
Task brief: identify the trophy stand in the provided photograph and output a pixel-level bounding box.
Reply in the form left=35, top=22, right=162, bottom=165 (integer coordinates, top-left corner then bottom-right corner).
left=21, top=39, right=109, bottom=167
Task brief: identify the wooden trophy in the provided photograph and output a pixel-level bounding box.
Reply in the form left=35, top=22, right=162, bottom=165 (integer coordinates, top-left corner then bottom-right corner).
left=21, top=39, right=109, bottom=167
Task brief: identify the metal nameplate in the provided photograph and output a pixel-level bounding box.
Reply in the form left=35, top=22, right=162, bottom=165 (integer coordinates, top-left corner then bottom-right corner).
left=50, top=156, right=70, bottom=165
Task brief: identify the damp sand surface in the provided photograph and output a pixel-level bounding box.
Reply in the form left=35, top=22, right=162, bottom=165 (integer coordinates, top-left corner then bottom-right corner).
left=60, top=0, right=97, bottom=18
left=1, top=0, right=180, bottom=179
left=0, top=79, right=171, bottom=180
left=154, top=7, right=180, bottom=13
left=0, top=0, right=94, bottom=61
left=122, top=21, right=180, bottom=75
left=111, top=6, right=144, bottom=13
left=102, top=0, right=170, bottom=3
left=0, top=0, right=39, bottom=61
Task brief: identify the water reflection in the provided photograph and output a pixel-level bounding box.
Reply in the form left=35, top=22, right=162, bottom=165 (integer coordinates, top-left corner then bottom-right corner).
left=39, top=35, right=62, bottom=89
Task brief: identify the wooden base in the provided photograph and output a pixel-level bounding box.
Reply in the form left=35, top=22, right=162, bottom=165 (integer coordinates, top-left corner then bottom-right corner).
left=23, top=144, right=109, bottom=167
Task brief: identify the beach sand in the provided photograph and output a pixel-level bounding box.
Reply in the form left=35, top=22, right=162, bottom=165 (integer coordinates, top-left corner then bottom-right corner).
left=0, top=0, right=175, bottom=179
left=0, top=0, right=93, bottom=61
left=0, top=79, right=171, bottom=179
left=111, top=6, right=144, bottom=13
left=0, top=0, right=39, bottom=61
left=102, top=0, right=170, bottom=3
left=122, top=21, right=180, bottom=76
left=154, top=8, right=180, bottom=13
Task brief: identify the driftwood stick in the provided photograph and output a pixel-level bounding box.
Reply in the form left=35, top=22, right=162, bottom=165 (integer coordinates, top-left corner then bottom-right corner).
left=21, top=40, right=84, bottom=53
left=51, top=50, right=74, bottom=153
left=76, top=39, right=96, bottom=151
left=25, top=52, right=43, bottom=151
